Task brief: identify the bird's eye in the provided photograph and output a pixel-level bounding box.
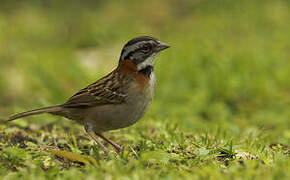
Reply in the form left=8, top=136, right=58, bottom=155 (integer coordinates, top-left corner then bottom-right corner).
left=141, top=43, right=152, bottom=53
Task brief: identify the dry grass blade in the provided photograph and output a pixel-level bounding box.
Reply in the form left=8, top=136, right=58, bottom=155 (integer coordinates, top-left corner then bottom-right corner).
left=46, top=149, right=97, bottom=167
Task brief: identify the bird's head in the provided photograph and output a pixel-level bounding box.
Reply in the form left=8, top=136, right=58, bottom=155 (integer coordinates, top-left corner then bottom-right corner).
left=119, top=36, right=170, bottom=71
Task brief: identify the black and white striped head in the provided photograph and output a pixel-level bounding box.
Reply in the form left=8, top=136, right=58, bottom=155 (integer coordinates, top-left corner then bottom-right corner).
left=119, top=36, right=170, bottom=71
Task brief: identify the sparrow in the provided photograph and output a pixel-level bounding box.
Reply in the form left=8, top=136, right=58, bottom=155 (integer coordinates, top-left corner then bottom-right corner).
left=8, top=36, right=170, bottom=153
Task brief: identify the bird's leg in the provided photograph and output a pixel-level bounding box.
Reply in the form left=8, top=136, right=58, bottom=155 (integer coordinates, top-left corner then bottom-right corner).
left=85, top=126, right=108, bottom=154
left=95, top=133, right=122, bottom=153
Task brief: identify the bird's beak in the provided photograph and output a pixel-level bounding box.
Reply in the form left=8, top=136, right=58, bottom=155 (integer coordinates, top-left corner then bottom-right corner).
left=155, top=41, right=170, bottom=52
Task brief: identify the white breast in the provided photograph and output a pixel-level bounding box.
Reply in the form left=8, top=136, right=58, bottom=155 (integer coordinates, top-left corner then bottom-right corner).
left=147, top=72, right=156, bottom=99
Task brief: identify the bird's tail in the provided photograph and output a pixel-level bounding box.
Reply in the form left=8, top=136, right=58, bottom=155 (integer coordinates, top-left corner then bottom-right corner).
left=8, top=105, right=62, bottom=121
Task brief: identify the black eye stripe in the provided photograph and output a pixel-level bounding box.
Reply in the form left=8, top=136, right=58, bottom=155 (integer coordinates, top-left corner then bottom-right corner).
left=124, top=46, right=147, bottom=59
left=120, top=40, right=157, bottom=61
left=123, top=49, right=138, bottom=60
left=141, top=43, right=152, bottom=51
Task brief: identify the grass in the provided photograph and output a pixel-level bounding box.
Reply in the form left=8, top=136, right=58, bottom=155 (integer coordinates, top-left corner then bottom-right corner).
left=0, top=0, right=289, bottom=179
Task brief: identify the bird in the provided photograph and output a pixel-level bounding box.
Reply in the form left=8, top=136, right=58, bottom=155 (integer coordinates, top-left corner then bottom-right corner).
left=7, top=36, right=170, bottom=153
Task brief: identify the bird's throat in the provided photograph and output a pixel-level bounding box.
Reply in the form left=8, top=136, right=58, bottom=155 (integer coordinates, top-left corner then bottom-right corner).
left=138, top=65, right=153, bottom=78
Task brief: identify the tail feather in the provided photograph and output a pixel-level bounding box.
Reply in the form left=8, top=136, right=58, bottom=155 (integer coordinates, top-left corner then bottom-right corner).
left=8, top=105, right=62, bottom=121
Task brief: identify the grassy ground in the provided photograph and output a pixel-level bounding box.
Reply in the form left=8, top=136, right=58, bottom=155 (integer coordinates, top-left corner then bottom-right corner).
left=0, top=0, right=289, bottom=179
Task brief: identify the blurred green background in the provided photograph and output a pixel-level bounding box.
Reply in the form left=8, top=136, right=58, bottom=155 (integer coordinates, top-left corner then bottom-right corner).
left=1, top=0, right=289, bottom=138
left=0, top=0, right=289, bottom=179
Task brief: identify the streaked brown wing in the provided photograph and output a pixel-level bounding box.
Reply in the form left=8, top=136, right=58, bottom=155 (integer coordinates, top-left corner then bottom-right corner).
left=63, top=71, right=129, bottom=108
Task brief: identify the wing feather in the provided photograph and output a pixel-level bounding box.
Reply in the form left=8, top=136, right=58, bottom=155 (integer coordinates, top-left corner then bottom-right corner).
left=63, top=70, right=131, bottom=108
